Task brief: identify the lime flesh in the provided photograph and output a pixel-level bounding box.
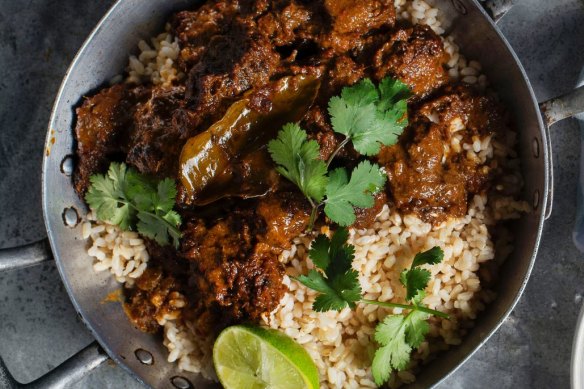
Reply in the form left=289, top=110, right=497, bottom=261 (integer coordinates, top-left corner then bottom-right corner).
left=213, top=325, right=319, bottom=389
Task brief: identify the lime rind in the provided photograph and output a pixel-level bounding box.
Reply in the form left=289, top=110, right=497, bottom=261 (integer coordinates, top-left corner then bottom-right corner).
left=213, top=325, right=319, bottom=389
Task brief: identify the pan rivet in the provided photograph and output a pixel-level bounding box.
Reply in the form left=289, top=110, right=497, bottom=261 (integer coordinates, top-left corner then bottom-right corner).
left=134, top=349, right=153, bottom=365
left=532, top=138, right=540, bottom=158
left=533, top=190, right=540, bottom=210
left=171, top=376, right=193, bottom=389
left=60, top=155, right=75, bottom=176
left=62, top=207, right=80, bottom=228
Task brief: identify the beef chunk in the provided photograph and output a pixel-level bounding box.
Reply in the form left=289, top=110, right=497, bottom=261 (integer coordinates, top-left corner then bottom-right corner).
left=186, top=22, right=280, bottom=115
left=126, top=85, right=197, bottom=177
left=174, top=1, right=281, bottom=117
left=73, top=84, right=147, bottom=195
left=172, top=2, right=241, bottom=72
left=373, top=24, right=448, bottom=98
left=124, top=268, right=186, bottom=333
left=257, top=1, right=320, bottom=46
left=255, top=191, right=311, bottom=250
left=325, top=0, right=395, bottom=34
left=181, top=215, right=256, bottom=276
left=379, top=116, right=468, bottom=223
left=178, top=191, right=309, bottom=334
left=322, top=0, right=396, bottom=53
left=378, top=85, right=500, bottom=224
left=180, top=212, right=286, bottom=333
left=352, top=191, right=387, bottom=229
left=416, top=84, right=507, bottom=138
left=319, top=55, right=366, bottom=102
left=75, top=84, right=199, bottom=183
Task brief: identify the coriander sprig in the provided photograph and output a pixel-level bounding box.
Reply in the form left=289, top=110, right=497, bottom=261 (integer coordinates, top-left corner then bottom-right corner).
left=85, top=162, right=182, bottom=248
left=371, top=247, right=446, bottom=386
left=294, top=228, right=449, bottom=386
left=295, top=228, right=361, bottom=311
left=328, top=77, right=409, bottom=157
left=268, top=77, right=409, bottom=230
left=269, top=124, right=386, bottom=228
left=268, top=123, right=329, bottom=204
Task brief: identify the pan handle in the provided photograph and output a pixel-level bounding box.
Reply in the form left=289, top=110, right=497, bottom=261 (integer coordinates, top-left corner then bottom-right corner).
left=540, top=85, right=584, bottom=127
left=483, top=0, right=514, bottom=23
left=0, top=242, right=108, bottom=387
left=539, top=85, right=584, bottom=220
left=0, top=240, right=53, bottom=272
left=0, top=342, right=108, bottom=389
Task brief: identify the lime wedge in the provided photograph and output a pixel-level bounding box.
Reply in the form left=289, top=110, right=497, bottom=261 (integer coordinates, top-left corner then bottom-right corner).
left=213, top=325, right=319, bottom=389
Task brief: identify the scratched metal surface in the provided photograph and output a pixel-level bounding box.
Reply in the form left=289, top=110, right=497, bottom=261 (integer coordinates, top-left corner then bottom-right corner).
left=0, top=0, right=583, bottom=388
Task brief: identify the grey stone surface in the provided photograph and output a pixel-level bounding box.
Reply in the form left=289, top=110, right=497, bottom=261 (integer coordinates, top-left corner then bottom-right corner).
left=0, top=0, right=583, bottom=388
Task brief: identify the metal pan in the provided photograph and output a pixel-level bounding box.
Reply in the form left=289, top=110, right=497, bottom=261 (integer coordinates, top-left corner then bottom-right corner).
left=569, top=70, right=584, bottom=389
left=1, top=0, right=583, bottom=388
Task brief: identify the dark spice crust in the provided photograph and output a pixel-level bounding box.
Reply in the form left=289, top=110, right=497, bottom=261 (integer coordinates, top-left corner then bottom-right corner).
left=73, top=0, right=510, bottom=335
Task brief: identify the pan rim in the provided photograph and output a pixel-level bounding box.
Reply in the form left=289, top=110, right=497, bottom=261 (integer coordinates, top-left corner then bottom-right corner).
left=40, top=0, right=549, bottom=387
left=41, top=0, right=152, bottom=387
left=421, top=1, right=549, bottom=387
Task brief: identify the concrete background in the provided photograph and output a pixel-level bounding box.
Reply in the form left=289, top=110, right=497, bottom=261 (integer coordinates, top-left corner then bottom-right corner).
left=0, top=0, right=583, bottom=388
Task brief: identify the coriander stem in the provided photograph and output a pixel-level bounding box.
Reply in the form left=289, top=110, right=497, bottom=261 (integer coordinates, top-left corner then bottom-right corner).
left=307, top=203, right=320, bottom=231
left=326, top=137, right=351, bottom=168
left=361, top=299, right=450, bottom=319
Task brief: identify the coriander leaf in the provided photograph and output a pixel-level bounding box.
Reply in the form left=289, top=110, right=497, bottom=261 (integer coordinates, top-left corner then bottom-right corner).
left=404, top=310, right=430, bottom=348
left=136, top=212, right=169, bottom=247
left=268, top=123, right=328, bottom=202
left=163, top=210, right=182, bottom=228
left=156, top=178, right=178, bottom=213
left=323, top=168, right=353, bottom=225
left=328, top=77, right=410, bottom=156
left=377, top=99, right=408, bottom=129
left=411, top=290, right=426, bottom=306
left=325, top=240, right=355, bottom=281
left=314, top=227, right=355, bottom=280
left=371, top=78, right=410, bottom=154
left=324, top=161, right=386, bottom=226
left=400, top=267, right=431, bottom=301
left=374, top=315, right=405, bottom=346
left=106, top=162, right=128, bottom=195
left=372, top=306, right=431, bottom=386
left=330, top=269, right=361, bottom=308
left=308, top=234, right=330, bottom=270
left=411, top=246, right=444, bottom=268
left=350, top=120, right=401, bottom=156
left=85, top=173, right=124, bottom=222
left=400, top=247, right=444, bottom=301
left=164, top=211, right=183, bottom=247
left=302, top=228, right=362, bottom=312
left=110, top=203, right=133, bottom=231
left=377, top=77, right=410, bottom=113
left=295, top=270, right=332, bottom=294
left=132, top=193, right=155, bottom=212
left=125, top=169, right=156, bottom=199
left=341, top=78, right=379, bottom=107
left=313, top=293, right=349, bottom=312
left=329, top=226, right=350, bottom=260
left=295, top=270, right=352, bottom=312
left=85, top=162, right=182, bottom=248
left=328, top=96, right=377, bottom=148
left=135, top=209, right=181, bottom=248
left=310, top=228, right=357, bottom=287
left=372, top=315, right=412, bottom=386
